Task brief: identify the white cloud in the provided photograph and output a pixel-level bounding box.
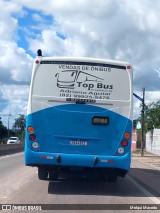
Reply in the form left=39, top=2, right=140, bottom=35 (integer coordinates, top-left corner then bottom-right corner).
left=0, top=41, right=33, bottom=83
left=21, top=0, right=160, bottom=93
left=0, top=84, right=29, bottom=127
left=0, top=0, right=23, bottom=41
left=28, top=29, right=65, bottom=56
left=0, top=0, right=33, bottom=85
left=0, top=0, right=33, bottom=126
left=0, top=0, right=160, bottom=126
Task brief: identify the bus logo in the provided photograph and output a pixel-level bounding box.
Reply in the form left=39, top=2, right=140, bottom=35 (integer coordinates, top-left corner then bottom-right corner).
left=55, top=70, right=103, bottom=89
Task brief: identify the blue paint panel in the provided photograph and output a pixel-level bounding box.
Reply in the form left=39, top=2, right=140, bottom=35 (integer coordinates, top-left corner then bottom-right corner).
left=25, top=146, right=131, bottom=170
left=25, top=104, right=132, bottom=170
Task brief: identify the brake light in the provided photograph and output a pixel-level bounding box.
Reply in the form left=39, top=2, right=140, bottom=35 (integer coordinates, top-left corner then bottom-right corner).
left=124, top=132, right=131, bottom=139
left=121, top=140, right=128, bottom=146
left=29, top=134, right=36, bottom=141
left=27, top=126, right=35, bottom=133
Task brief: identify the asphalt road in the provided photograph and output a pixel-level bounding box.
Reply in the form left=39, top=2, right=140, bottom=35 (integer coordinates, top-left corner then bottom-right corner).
left=0, top=152, right=160, bottom=212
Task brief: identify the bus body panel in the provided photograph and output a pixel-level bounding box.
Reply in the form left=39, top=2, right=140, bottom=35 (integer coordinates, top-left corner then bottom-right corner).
left=25, top=104, right=132, bottom=156
left=25, top=148, right=131, bottom=171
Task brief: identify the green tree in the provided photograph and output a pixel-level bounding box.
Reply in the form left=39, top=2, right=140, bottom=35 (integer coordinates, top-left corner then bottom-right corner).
left=0, top=117, right=8, bottom=139
left=12, top=114, right=26, bottom=141
left=145, top=100, right=160, bottom=132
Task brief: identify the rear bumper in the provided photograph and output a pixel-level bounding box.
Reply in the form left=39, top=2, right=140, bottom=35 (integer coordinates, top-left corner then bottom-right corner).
left=25, top=147, right=131, bottom=171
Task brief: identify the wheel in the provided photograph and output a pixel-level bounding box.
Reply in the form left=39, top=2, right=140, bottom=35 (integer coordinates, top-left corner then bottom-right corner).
left=38, top=167, right=48, bottom=180
left=49, top=168, right=59, bottom=180
left=108, top=174, right=117, bottom=182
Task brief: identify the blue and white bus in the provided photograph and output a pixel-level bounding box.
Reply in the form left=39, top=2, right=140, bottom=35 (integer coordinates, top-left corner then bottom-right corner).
left=25, top=50, right=133, bottom=182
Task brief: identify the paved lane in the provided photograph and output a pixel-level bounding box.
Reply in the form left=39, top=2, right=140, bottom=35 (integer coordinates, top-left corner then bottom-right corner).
left=0, top=153, right=159, bottom=212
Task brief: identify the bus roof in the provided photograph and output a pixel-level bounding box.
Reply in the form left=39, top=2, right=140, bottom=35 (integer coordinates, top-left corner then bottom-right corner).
left=36, top=56, right=130, bottom=67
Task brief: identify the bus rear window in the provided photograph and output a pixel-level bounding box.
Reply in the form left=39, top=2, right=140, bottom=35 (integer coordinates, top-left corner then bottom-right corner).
left=32, top=63, right=131, bottom=102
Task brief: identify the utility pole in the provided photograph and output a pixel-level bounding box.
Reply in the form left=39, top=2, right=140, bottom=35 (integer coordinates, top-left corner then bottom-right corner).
left=7, top=114, right=11, bottom=138
left=133, top=87, right=145, bottom=156
left=141, top=88, right=145, bottom=156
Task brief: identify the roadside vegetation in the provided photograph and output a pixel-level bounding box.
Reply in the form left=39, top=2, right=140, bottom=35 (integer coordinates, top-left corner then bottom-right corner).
left=134, top=100, right=160, bottom=149
left=0, top=114, right=25, bottom=144
left=135, top=100, right=160, bottom=133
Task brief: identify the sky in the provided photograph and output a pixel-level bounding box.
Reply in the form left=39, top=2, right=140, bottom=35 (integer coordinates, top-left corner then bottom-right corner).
left=0, top=0, right=160, bottom=128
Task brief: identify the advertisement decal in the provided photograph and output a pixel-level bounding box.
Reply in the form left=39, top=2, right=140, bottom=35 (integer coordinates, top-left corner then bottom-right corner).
left=54, top=63, right=115, bottom=103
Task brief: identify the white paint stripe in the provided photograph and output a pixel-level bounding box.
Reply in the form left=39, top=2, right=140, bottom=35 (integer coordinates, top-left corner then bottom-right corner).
left=0, top=152, right=23, bottom=160
left=127, top=176, right=160, bottom=204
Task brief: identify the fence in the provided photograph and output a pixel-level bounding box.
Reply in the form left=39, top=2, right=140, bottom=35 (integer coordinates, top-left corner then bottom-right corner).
left=146, top=129, right=160, bottom=155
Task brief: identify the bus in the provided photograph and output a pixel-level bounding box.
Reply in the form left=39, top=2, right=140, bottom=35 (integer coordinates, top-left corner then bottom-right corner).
left=25, top=49, right=133, bottom=182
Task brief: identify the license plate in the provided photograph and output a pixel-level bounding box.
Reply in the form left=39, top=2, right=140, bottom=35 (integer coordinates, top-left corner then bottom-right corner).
left=70, top=140, right=88, bottom=146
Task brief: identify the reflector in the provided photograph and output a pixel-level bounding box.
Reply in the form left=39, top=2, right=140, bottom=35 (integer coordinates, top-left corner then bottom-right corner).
left=32, top=142, right=39, bottom=148
left=118, top=147, right=124, bottom=154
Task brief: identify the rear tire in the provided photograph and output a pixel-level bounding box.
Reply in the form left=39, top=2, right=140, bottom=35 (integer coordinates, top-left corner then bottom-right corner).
left=38, top=167, right=48, bottom=180
left=49, top=168, right=59, bottom=180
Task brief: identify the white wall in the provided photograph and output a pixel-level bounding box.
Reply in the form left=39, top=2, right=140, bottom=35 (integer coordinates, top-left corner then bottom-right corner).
left=146, top=129, right=160, bottom=155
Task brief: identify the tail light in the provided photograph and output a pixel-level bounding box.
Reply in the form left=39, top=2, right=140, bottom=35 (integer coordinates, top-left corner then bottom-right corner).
left=124, top=132, right=131, bottom=139
left=29, top=134, right=36, bottom=141
left=121, top=140, right=128, bottom=146
left=27, top=126, right=35, bottom=133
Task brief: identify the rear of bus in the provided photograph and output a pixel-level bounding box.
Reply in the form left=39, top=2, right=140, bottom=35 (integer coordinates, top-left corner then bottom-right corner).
left=25, top=50, right=133, bottom=182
